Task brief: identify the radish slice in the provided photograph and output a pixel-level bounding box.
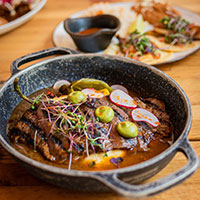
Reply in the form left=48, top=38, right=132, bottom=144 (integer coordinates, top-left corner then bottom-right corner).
left=110, top=89, right=137, bottom=109
left=111, top=84, right=128, bottom=94
left=82, top=88, right=104, bottom=98
left=53, top=80, right=70, bottom=91
left=131, top=108, right=160, bottom=127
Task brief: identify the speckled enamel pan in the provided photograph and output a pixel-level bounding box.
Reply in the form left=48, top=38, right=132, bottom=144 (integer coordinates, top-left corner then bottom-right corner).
left=0, top=47, right=198, bottom=198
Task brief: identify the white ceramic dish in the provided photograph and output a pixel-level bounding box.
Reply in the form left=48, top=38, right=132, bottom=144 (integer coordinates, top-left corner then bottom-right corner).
left=0, top=0, right=47, bottom=35
left=52, top=2, right=200, bottom=65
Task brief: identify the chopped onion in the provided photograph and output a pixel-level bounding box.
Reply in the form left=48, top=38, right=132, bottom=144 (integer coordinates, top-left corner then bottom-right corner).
left=53, top=80, right=70, bottom=91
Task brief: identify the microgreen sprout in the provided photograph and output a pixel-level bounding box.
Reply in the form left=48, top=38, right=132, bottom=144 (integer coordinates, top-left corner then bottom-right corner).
left=110, top=157, right=123, bottom=168
left=23, top=90, right=112, bottom=170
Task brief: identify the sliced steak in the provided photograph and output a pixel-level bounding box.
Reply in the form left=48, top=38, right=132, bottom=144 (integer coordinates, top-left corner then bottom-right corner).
left=10, top=108, right=69, bottom=163
left=9, top=92, right=173, bottom=161
left=134, top=97, right=173, bottom=136
left=14, top=119, right=55, bottom=161
left=36, top=104, right=70, bottom=151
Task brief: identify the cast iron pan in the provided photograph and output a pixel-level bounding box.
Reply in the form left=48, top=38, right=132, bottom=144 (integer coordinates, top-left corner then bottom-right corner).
left=0, top=47, right=198, bottom=198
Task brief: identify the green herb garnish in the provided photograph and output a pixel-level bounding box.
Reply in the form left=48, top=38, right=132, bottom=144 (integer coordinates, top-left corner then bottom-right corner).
left=160, top=16, right=193, bottom=44
left=104, top=152, right=108, bottom=157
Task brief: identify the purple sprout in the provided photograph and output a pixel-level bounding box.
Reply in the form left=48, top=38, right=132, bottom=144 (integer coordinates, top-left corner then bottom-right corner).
left=110, top=157, right=123, bottom=168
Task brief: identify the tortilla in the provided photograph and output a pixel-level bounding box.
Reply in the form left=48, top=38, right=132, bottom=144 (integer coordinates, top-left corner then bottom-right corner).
left=146, top=35, right=200, bottom=52
left=104, top=40, right=174, bottom=65
left=138, top=50, right=174, bottom=65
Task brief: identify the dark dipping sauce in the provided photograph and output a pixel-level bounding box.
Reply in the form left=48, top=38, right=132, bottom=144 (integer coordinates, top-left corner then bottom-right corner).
left=7, top=87, right=173, bottom=171
left=76, top=27, right=101, bottom=35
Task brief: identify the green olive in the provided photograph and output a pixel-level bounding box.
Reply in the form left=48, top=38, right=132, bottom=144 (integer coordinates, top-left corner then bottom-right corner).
left=67, top=91, right=86, bottom=104
left=95, top=106, right=114, bottom=123
left=117, top=121, right=138, bottom=138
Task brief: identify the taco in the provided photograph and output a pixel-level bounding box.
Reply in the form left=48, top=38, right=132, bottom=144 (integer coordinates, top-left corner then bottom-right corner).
left=104, top=31, right=173, bottom=65
left=146, top=35, right=200, bottom=52
left=132, top=0, right=200, bottom=48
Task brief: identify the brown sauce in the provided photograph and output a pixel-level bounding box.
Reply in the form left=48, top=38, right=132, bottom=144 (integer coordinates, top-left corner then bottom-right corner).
left=77, top=27, right=101, bottom=35
left=12, top=139, right=170, bottom=171
left=7, top=88, right=173, bottom=171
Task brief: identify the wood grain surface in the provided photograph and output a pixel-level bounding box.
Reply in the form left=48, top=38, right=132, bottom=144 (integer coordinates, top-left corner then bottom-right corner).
left=0, top=0, right=200, bottom=199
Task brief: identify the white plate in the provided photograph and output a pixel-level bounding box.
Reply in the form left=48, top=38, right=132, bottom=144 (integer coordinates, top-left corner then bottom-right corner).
left=52, top=2, right=200, bottom=65
left=0, top=0, right=47, bottom=35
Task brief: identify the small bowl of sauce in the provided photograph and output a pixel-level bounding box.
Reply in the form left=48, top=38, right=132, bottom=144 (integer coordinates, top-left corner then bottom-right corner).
left=64, top=14, right=120, bottom=52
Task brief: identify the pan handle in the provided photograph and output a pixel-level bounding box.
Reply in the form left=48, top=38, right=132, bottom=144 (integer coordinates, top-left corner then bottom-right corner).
left=10, top=47, right=79, bottom=76
left=96, top=139, right=198, bottom=198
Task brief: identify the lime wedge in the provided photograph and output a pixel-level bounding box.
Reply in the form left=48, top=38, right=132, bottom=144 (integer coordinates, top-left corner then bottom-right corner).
left=129, top=14, right=144, bottom=34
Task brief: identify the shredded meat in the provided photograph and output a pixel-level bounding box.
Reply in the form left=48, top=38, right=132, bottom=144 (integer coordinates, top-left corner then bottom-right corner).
left=132, top=1, right=180, bottom=28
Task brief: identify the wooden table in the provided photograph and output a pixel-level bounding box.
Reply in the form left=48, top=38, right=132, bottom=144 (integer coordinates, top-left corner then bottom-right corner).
left=0, top=0, right=200, bottom=199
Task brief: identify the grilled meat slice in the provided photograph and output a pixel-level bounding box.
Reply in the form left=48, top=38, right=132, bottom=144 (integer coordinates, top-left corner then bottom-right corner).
left=134, top=97, right=173, bottom=136
left=9, top=108, right=69, bottom=163
left=13, top=118, right=55, bottom=161
left=36, top=105, right=70, bottom=151
left=144, top=98, right=165, bottom=111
